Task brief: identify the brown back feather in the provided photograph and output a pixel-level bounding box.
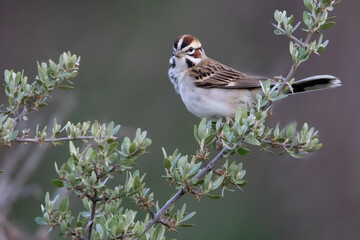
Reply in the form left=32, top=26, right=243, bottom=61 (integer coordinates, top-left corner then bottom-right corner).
left=190, top=58, right=270, bottom=89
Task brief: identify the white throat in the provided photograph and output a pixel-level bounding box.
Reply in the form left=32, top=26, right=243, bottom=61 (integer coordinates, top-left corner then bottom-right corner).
left=168, top=53, right=205, bottom=94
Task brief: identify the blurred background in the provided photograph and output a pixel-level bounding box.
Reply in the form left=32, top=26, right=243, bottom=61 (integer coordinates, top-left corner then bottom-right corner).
left=0, top=0, right=359, bottom=239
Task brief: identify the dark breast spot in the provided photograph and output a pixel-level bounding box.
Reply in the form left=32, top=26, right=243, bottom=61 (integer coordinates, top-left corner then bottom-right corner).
left=186, top=58, right=195, bottom=68
left=170, top=60, right=176, bottom=68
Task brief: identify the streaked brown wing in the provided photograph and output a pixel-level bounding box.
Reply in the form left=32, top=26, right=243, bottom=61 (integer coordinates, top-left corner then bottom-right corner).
left=190, top=58, right=270, bottom=89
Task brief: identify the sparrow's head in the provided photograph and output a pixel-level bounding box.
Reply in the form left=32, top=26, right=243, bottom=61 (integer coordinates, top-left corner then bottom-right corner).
left=169, top=35, right=205, bottom=70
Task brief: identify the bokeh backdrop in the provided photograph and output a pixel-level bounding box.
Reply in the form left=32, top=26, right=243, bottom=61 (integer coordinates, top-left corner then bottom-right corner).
left=0, top=0, right=359, bottom=239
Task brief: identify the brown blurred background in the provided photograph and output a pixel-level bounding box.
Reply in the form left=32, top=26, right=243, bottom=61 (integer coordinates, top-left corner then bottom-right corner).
left=0, top=0, right=359, bottom=239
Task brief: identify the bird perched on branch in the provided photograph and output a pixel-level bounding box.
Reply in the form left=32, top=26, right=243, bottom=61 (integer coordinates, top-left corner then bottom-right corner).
left=168, top=34, right=341, bottom=120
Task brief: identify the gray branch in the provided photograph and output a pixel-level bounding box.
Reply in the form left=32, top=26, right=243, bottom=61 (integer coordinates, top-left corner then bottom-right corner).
left=14, top=135, right=95, bottom=143
left=136, top=148, right=226, bottom=239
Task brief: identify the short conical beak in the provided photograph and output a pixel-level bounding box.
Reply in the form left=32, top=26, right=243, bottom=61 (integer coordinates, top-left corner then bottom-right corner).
left=174, top=50, right=182, bottom=58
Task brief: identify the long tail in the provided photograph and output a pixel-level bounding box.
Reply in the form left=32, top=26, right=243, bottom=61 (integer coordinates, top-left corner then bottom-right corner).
left=290, top=75, right=341, bottom=94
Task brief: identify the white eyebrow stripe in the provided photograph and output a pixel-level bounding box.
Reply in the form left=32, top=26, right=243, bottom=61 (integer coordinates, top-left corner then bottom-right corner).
left=177, top=36, right=184, bottom=50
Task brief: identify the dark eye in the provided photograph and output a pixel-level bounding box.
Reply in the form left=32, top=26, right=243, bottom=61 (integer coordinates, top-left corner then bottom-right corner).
left=188, top=47, right=194, bottom=52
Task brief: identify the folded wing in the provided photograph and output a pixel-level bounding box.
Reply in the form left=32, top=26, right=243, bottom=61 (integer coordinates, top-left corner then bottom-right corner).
left=190, top=58, right=270, bottom=89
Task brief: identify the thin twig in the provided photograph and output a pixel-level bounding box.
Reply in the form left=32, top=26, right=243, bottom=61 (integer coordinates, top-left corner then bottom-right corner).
left=274, top=5, right=324, bottom=93
left=14, top=136, right=95, bottom=143
left=13, top=106, right=29, bottom=127
left=0, top=95, right=74, bottom=239
left=271, top=23, right=308, bottom=47
left=86, top=190, right=98, bottom=240
left=194, top=148, right=226, bottom=179
left=146, top=205, right=155, bottom=218
left=261, top=139, right=305, bottom=150
left=138, top=188, right=184, bottom=239
left=278, top=64, right=299, bottom=92
left=135, top=148, right=226, bottom=239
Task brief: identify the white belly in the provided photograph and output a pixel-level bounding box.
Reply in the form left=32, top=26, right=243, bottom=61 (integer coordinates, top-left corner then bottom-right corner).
left=178, top=78, right=260, bottom=120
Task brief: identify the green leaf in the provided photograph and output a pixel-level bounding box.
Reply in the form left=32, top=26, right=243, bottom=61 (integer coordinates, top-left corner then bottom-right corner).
left=51, top=179, right=64, bottom=188
left=173, top=170, right=181, bottom=182
left=194, top=125, right=200, bottom=144
left=262, top=79, right=272, bottom=94
left=320, top=21, right=335, bottom=30
left=152, top=225, right=166, bottom=240
left=212, top=175, right=225, bottom=190
left=8, top=129, right=18, bottom=141
left=300, top=122, right=309, bottom=139
left=303, top=11, right=312, bottom=29
left=179, top=223, right=195, bottom=227
left=272, top=94, right=288, bottom=101
left=206, top=194, right=221, bottom=199
left=82, top=211, right=91, bottom=218
left=204, top=171, right=213, bottom=187
left=325, top=16, right=337, bottom=22
left=245, top=136, right=261, bottom=146
left=121, top=137, right=131, bottom=155
left=237, top=146, right=252, bottom=156
left=286, top=122, right=297, bottom=138
left=287, top=14, right=295, bottom=26
left=111, top=124, right=121, bottom=135
left=293, top=21, right=301, bottom=32
left=181, top=211, right=196, bottom=222
left=303, top=0, right=313, bottom=11
left=161, top=147, right=168, bottom=158
left=59, top=71, right=73, bottom=79
left=274, top=29, right=283, bottom=35
left=69, top=141, right=76, bottom=155
left=308, top=143, right=323, bottom=152
left=197, top=118, right=208, bottom=140
left=204, top=134, right=216, bottom=146
left=170, top=153, right=181, bottom=170
left=163, top=157, right=171, bottom=170
left=86, top=148, right=97, bottom=162
left=59, top=196, right=69, bottom=213
left=34, top=217, right=48, bottom=225
left=57, top=85, right=74, bottom=90
left=179, top=203, right=186, bottom=219
left=237, top=180, right=247, bottom=186
left=129, top=142, right=137, bottom=154
left=274, top=10, right=281, bottom=23
left=106, top=121, right=114, bottom=135
left=45, top=226, right=53, bottom=234
left=188, top=162, right=202, bottom=177
left=317, top=46, right=325, bottom=54
left=289, top=151, right=306, bottom=159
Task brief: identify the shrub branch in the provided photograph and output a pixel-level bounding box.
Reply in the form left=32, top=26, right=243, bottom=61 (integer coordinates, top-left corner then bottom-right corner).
left=136, top=148, right=226, bottom=239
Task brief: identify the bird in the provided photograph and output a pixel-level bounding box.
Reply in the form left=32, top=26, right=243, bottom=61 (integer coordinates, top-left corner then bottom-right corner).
left=168, top=34, right=341, bottom=121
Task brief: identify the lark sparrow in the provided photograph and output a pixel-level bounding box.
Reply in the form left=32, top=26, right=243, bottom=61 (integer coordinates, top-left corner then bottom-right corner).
left=168, top=34, right=341, bottom=121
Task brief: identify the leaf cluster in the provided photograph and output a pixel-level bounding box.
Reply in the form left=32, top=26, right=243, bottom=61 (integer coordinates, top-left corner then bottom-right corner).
left=36, top=124, right=157, bottom=239
left=0, top=52, right=79, bottom=146
left=274, top=0, right=339, bottom=65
